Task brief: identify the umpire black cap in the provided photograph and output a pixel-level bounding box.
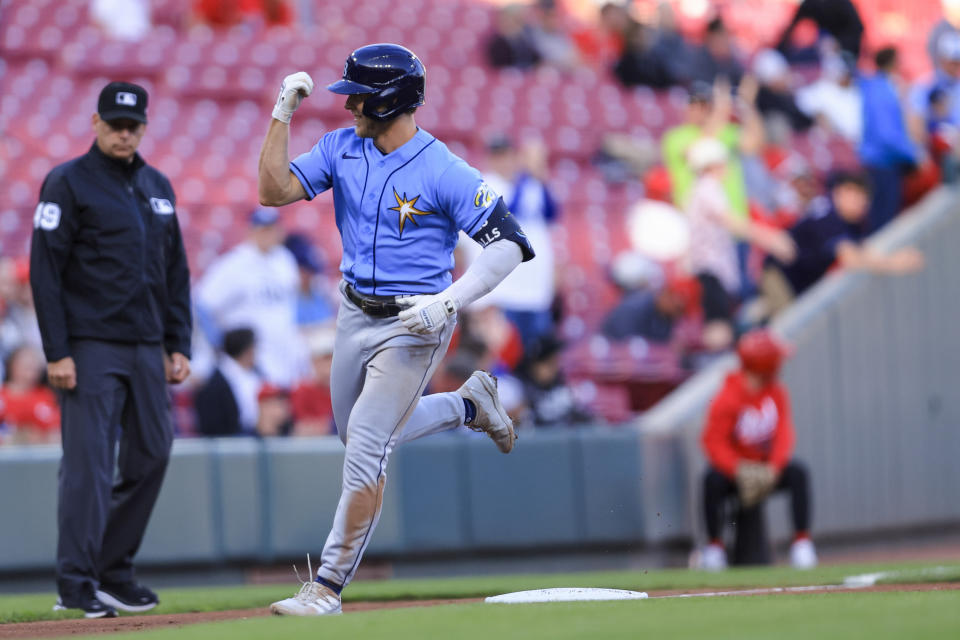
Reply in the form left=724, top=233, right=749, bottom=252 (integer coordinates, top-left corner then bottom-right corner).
left=98, top=81, right=148, bottom=124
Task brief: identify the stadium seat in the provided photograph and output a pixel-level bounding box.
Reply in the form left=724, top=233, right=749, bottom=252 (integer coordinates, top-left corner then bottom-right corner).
left=0, top=0, right=941, bottom=411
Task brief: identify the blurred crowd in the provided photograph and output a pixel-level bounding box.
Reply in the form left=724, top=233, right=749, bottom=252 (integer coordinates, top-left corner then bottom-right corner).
left=488, top=1, right=935, bottom=374
left=0, top=0, right=952, bottom=444
left=0, top=258, right=58, bottom=445
left=89, top=0, right=296, bottom=41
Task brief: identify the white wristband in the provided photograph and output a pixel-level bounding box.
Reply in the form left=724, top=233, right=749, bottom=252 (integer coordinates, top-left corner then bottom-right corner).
left=272, top=105, right=294, bottom=124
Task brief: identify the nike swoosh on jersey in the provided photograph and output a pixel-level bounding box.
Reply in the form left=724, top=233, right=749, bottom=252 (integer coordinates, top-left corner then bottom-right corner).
left=341, top=152, right=361, bottom=159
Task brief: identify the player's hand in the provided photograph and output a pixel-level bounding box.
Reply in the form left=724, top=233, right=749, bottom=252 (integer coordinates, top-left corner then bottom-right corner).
left=164, top=352, right=191, bottom=384
left=272, top=72, right=314, bottom=124
left=397, top=294, right=459, bottom=334
left=47, top=356, right=77, bottom=390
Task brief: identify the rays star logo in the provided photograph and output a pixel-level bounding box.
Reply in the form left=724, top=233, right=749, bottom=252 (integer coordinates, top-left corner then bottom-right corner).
left=388, top=188, right=434, bottom=237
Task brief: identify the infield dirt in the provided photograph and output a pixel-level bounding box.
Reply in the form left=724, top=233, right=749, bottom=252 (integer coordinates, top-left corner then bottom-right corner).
left=1, top=583, right=957, bottom=640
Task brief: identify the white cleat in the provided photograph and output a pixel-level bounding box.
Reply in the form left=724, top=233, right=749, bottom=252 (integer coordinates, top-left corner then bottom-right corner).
left=700, top=543, right=728, bottom=571
left=790, top=538, right=818, bottom=569
left=270, top=580, right=342, bottom=616
left=458, top=371, right=517, bottom=454
left=270, top=555, right=342, bottom=616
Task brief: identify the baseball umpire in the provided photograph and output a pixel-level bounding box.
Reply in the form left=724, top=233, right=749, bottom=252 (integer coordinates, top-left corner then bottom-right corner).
left=30, top=81, right=192, bottom=617
left=259, top=43, right=534, bottom=615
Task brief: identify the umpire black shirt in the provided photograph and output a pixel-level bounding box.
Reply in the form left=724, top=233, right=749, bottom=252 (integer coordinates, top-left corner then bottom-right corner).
left=30, top=142, right=192, bottom=362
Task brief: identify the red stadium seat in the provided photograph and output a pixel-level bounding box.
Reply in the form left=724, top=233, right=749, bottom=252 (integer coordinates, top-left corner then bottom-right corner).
left=0, top=0, right=942, bottom=410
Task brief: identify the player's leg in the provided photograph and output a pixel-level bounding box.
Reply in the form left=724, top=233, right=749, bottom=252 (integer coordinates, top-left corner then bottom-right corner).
left=397, top=372, right=516, bottom=450
left=272, top=317, right=455, bottom=616
left=329, top=288, right=467, bottom=447
left=395, top=392, right=464, bottom=444
left=55, top=340, right=126, bottom=618
left=317, top=323, right=455, bottom=588
left=95, top=343, right=173, bottom=611
left=267, top=299, right=367, bottom=616
left=775, top=459, right=817, bottom=567
left=328, top=288, right=370, bottom=444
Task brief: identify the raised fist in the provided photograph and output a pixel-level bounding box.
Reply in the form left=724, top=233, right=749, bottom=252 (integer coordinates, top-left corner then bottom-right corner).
left=272, top=71, right=314, bottom=124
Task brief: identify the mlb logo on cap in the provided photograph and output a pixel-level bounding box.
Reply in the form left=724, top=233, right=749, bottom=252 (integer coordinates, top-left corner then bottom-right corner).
left=97, top=81, right=148, bottom=124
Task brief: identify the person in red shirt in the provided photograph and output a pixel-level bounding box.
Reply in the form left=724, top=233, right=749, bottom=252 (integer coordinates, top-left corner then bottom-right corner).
left=192, top=0, right=292, bottom=28
left=290, top=329, right=335, bottom=436
left=1, top=345, right=61, bottom=444
left=699, top=329, right=816, bottom=570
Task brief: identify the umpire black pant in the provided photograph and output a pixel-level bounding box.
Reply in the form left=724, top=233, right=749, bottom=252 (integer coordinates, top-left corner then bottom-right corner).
left=56, top=340, right=173, bottom=599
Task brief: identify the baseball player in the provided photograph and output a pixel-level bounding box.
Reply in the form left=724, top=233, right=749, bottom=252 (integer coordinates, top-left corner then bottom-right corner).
left=258, top=44, right=535, bottom=615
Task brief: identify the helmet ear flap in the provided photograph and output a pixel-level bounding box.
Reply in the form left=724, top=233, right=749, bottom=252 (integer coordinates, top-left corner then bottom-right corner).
left=362, top=86, right=401, bottom=121
left=362, top=85, right=423, bottom=121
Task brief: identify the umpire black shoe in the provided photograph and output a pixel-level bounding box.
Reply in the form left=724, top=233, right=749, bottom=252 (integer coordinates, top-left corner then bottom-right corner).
left=95, top=582, right=159, bottom=613
left=53, top=584, right=118, bottom=618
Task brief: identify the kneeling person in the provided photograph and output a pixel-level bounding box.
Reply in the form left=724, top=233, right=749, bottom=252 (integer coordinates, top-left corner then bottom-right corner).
left=699, top=330, right=816, bottom=570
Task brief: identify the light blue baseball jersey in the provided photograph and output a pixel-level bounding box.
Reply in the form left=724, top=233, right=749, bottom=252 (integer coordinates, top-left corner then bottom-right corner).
left=291, top=127, right=499, bottom=296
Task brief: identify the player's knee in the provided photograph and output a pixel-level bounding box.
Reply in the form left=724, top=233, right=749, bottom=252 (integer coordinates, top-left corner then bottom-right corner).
left=341, top=464, right=385, bottom=494
left=344, top=421, right=394, bottom=452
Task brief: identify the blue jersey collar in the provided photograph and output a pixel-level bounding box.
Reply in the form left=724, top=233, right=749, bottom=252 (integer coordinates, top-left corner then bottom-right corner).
left=363, top=128, right=435, bottom=166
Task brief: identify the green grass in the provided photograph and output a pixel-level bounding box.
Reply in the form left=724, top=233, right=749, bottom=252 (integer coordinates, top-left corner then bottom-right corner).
left=873, top=565, right=960, bottom=584
left=63, top=591, right=960, bottom=640
left=1, top=560, right=957, bottom=632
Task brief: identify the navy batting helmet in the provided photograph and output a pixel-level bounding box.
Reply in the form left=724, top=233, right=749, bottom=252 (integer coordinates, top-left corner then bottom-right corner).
left=327, top=43, right=425, bottom=122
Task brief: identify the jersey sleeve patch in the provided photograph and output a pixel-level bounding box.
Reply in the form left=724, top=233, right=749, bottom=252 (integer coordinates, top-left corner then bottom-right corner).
left=33, top=202, right=62, bottom=230
left=474, top=181, right=496, bottom=209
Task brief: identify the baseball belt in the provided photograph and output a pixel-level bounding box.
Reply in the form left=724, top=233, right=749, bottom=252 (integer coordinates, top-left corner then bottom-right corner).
left=344, top=283, right=403, bottom=318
